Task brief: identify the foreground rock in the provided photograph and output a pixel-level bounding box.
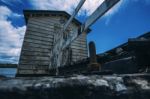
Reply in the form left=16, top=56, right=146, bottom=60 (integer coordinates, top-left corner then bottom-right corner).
left=0, top=74, right=150, bottom=99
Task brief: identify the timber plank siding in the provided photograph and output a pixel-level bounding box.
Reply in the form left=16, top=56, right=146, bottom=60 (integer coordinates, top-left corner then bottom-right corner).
left=18, top=16, right=55, bottom=75
left=71, top=33, right=88, bottom=62
left=17, top=10, right=90, bottom=75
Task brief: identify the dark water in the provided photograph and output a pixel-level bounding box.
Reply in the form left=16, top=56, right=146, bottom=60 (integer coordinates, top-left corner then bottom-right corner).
left=0, top=68, right=17, bottom=77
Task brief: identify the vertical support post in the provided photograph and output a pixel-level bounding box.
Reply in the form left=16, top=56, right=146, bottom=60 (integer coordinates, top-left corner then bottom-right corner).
left=88, top=41, right=100, bottom=71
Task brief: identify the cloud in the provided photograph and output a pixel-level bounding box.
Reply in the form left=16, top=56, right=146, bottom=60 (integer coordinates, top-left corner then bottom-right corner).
left=1, top=0, right=24, bottom=7
left=30, top=0, right=125, bottom=25
left=30, top=0, right=150, bottom=26
left=30, top=0, right=105, bottom=16
left=0, top=6, right=26, bottom=63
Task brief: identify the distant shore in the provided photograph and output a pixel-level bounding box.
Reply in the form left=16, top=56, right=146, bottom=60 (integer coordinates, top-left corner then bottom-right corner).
left=0, top=64, right=17, bottom=68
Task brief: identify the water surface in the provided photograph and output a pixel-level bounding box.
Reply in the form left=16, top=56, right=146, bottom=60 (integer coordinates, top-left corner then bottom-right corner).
left=0, top=68, right=17, bottom=77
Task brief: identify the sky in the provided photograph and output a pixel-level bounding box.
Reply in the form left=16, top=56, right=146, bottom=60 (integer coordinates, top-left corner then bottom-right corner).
left=0, top=0, right=150, bottom=64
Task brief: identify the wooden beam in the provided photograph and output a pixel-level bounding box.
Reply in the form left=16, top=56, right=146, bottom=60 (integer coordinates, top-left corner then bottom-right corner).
left=82, top=0, right=120, bottom=32
left=62, top=0, right=120, bottom=50
left=63, top=0, right=86, bottom=31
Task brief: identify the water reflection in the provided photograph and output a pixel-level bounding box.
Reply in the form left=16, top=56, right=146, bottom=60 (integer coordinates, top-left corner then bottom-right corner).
left=0, top=68, right=17, bottom=77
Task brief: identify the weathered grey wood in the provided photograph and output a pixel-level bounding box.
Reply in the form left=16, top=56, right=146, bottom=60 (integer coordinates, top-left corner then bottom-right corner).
left=63, top=0, right=85, bottom=31
left=35, top=17, right=61, bottom=23
left=73, top=41, right=86, bottom=46
left=22, top=48, right=50, bottom=53
left=72, top=38, right=86, bottom=44
left=71, top=45, right=87, bottom=50
left=27, top=27, right=54, bottom=35
left=72, top=50, right=88, bottom=59
left=18, top=11, right=89, bottom=75
left=18, top=65, right=49, bottom=69
left=71, top=56, right=87, bottom=62
left=72, top=37, right=87, bottom=43
left=77, top=34, right=87, bottom=39
left=19, top=62, right=49, bottom=66
left=72, top=52, right=87, bottom=57
left=73, top=54, right=87, bottom=58
left=24, top=40, right=52, bottom=48
left=20, top=55, right=50, bottom=60
left=20, top=60, right=50, bottom=64
left=25, top=34, right=53, bottom=42
left=72, top=49, right=88, bottom=55
left=71, top=46, right=87, bottom=51
left=21, top=50, right=50, bottom=55
left=26, top=31, right=53, bottom=39
left=29, top=20, right=55, bottom=28
left=21, top=55, right=50, bottom=60
left=22, top=45, right=52, bottom=51
left=24, top=38, right=52, bottom=45
left=29, top=19, right=58, bottom=27
left=28, top=23, right=54, bottom=31
left=72, top=52, right=88, bottom=58
left=22, top=47, right=51, bottom=52
left=30, top=18, right=61, bottom=25
left=33, top=16, right=61, bottom=21
left=71, top=43, right=87, bottom=47
left=83, top=0, right=120, bottom=31
left=23, top=41, right=53, bottom=49
left=22, top=51, right=50, bottom=56
left=75, top=38, right=87, bottom=42
left=28, top=24, right=53, bottom=31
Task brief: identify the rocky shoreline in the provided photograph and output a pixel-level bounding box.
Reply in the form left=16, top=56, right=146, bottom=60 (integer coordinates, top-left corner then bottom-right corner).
left=0, top=74, right=150, bottom=99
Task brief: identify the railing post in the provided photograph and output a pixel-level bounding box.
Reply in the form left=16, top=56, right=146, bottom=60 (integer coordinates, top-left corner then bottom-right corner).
left=88, top=41, right=100, bottom=71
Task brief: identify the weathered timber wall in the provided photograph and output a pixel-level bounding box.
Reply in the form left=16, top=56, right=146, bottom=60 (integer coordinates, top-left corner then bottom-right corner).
left=18, top=14, right=88, bottom=75
left=71, top=33, right=88, bottom=63
left=18, top=17, right=57, bottom=74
